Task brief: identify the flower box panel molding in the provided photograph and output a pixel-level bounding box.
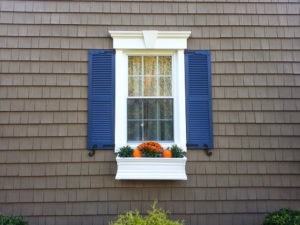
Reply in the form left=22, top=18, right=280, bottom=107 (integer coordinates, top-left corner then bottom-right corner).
left=115, top=157, right=187, bottom=180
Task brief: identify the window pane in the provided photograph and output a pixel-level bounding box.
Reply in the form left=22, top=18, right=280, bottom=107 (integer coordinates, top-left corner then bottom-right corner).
left=144, top=56, right=157, bottom=75
left=128, top=121, right=142, bottom=141
left=159, top=99, right=173, bottom=119
left=127, top=99, right=142, bottom=119
left=143, top=99, right=158, bottom=120
left=159, top=121, right=173, bottom=140
left=128, top=77, right=142, bottom=96
left=158, top=56, right=172, bottom=75
left=144, top=121, right=158, bottom=140
left=144, top=77, right=157, bottom=96
left=128, top=56, right=142, bottom=75
left=159, top=77, right=172, bottom=96
left=127, top=99, right=173, bottom=141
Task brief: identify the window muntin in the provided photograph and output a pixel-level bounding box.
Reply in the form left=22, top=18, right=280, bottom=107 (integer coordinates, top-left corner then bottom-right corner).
left=127, top=56, right=173, bottom=142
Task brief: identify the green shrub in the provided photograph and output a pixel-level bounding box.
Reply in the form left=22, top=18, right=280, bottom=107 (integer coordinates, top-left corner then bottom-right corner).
left=0, top=214, right=28, bottom=225
left=110, top=210, right=145, bottom=225
left=110, top=201, right=184, bottom=225
left=117, top=146, right=134, bottom=157
left=262, top=208, right=300, bottom=225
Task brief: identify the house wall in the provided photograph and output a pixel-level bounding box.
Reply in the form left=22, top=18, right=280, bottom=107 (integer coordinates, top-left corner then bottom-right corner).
left=0, top=1, right=300, bottom=224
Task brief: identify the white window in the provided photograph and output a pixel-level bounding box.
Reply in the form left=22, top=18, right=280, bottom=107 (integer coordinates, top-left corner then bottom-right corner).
left=110, top=31, right=191, bottom=151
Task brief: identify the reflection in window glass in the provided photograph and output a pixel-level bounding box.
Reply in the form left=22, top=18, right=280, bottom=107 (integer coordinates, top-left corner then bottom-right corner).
left=144, top=77, right=157, bottom=96
left=159, top=77, right=172, bottom=96
left=128, top=77, right=142, bottom=96
left=128, top=56, right=172, bottom=97
left=144, top=56, right=157, bottom=75
left=127, top=121, right=142, bottom=141
left=127, top=99, right=173, bottom=141
left=158, top=56, right=172, bottom=75
left=128, top=55, right=173, bottom=141
left=128, top=56, right=142, bottom=75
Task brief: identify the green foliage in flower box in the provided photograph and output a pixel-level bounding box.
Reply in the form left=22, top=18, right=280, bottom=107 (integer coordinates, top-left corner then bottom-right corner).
left=117, top=146, right=134, bottom=157
left=170, top=145, right=184, bottom=158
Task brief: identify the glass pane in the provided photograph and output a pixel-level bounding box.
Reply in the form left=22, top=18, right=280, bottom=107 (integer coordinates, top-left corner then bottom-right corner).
left=159, top=121, right=173, bottom=140
left=128, top=99, right=142, bottom=119
left=144, top=77, right=157, bottom=96
left=158, top=56, right=172, bottom=75
left=128, top=56, right=142, bottom=75
left=128, top=121, right=142, bottom=141
left=144, top=56, right=157, bottom=75
left=159, top=77, right=172, bottom=96
left=159, top=99, right=173, bottom=119
left=143, top=100, right=157, bottom=120
left=127, top=99, right=173, bottom=141
left=144, top=121, right=157, bottom=140
left=128, top=77, right=142, bottom=96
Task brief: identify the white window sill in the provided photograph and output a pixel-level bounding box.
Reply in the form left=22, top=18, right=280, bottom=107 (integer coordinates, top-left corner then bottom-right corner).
left=115, top=156, right=187, bottom=180
left=116, top=142, right=187, bottom=152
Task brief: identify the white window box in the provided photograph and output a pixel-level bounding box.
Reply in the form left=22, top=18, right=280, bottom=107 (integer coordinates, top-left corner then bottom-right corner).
left=115, top=156, right=187, bottom=180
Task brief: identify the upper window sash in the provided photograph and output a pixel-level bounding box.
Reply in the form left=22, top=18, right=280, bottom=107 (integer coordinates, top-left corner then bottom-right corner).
left=127, top=55, right=174, bottom=98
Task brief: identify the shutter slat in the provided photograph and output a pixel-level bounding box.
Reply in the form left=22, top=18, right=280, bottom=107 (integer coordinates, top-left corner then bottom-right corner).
left=185, top=50, right=213, bottom=149
left=88, top=50, right=115, bottom=150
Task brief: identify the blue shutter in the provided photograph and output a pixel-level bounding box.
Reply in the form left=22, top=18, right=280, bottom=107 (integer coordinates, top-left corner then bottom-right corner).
left=88, top=50, right=115, bottom=150
left=185, top=50, right=213, bottom=149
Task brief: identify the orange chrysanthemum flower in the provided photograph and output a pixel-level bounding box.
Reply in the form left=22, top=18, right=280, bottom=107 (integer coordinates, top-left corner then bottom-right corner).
left=136, top=141, right=163, bottom=153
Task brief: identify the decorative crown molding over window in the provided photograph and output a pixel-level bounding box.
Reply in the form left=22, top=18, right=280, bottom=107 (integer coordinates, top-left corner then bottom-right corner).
left=109, top=30, right=191, bottom=50
left=142, top=30, right=158, bottom=48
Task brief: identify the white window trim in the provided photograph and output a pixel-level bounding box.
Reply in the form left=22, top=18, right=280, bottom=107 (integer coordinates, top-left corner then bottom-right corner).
left=110, top=30, right=191, bottom=152
left=109, top=30, right=191, bottom=50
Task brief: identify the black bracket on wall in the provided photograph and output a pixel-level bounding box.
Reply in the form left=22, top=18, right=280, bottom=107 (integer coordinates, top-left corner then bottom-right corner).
left=88, top=144, right=97, bottom=157
left=203, top=144, right=212, bottom=156
left=187, top=143, right=213, bottom=156
left=88, top=144, right=115, bottom=157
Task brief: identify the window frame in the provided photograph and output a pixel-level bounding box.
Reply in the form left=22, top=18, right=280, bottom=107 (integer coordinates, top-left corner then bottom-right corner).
left=109, top=30, right=191, bottom=153
left=115, top=49, right=187, bottom=152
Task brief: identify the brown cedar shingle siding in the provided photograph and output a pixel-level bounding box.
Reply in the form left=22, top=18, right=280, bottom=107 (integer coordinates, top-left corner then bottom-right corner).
left=0, top=0, right=300, bottom=225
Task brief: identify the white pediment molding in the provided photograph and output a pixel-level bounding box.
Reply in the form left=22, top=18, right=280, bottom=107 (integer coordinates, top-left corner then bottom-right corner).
left=109, top=30, right=191, bottom=50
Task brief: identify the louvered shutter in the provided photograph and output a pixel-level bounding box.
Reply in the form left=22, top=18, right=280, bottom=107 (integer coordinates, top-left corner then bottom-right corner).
left=185, top=50, right=213, bottom=149
left=88, top=50, right=115, bottom=150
